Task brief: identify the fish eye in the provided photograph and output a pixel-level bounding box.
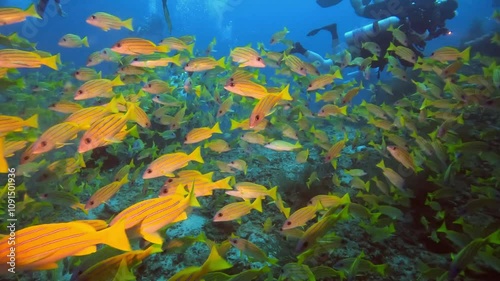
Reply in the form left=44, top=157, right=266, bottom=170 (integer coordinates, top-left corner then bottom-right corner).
left=257, top=57, right=262, bottom=61
left=40, top=141, right=47, bottom=147
left=230, top=161, right=234, bottom=164
left=146, top=169, right=153, bottom=174
left=255, top=115, right=260, bottom=121
left=89, top=200, right=94, bottom=205
left=184, top=137, right=187, bottom=141
left=42, top=193, right=48, bottom=198
left=217, top=212, right=223, bottom=217
left=185, top=63, right=189, bottom=67
left=84, top=138, right=92, bottom=144
left=147, top=83, right=152, bottom=87
left=62, top=38, right=66, bottom=41
left=133, top=58, right=138, bottom=61
left=116, top=43, right=121, bottom=48
left=391, top=146, right=397, bottom=150
left=218, top=110, right=222, bottom=114
left=229, top=82, right=235, bottom=87
left=286, top=221, right=291, bottom=225
left=103, top=50, right=107, bottom=54
left=91, top=15, right=96, bottom=19
left=23, top=155, right=30, bottom=161
left=308, top=84, right=312, bottom=88
left=167, top=179, right=173, bottom=182
left=75, top=71, right=80, bottom=75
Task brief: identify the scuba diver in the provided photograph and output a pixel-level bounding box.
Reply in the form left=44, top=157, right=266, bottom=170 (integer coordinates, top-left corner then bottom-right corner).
left=136, top=0, right=172, bottom=36
left=36, top=0, right=66, bottom=18
left=162, top=0, right=172, bottom=34
left=293, top=0, right=458, bottom=72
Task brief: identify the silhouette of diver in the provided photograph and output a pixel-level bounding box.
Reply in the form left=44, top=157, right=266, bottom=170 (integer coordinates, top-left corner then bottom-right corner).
left=36, top=0, right=66, bottom=18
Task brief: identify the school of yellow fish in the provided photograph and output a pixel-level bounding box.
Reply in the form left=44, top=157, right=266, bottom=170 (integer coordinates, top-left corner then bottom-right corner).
left=0, top=4, right=499, bottom=281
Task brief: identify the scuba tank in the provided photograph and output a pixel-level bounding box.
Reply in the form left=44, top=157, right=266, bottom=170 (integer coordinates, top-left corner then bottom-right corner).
left=344, top=16, right=400, bottom=48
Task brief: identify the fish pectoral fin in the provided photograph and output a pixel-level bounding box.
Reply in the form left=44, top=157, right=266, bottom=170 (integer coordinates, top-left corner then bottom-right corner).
left=73, top=246, right=97, bottom=256
left=55, top=142, right=73, bottom=148
left=103, top=137, right=122, bottom=144
left=29, top=262, right=59, bottom=271
left=141, top=230, right=163, bottom=245
left=171, top=212, right=188, bottom=223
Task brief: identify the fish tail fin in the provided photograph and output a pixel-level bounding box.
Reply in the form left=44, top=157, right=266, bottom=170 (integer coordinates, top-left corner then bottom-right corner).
left=15, top=78, right=25, bottom=89
left=315, top=92, right=322, bottom=102
left=229, top=119, right=241, bottom=130
left=81, top=36, right=89, bottom=48
left=122, top=18, right=134, bottom=31
left=215, top=177, right=233, bottom=190
left=189, top=146, right=204, bottom=163
left=157, top=45, right=169, bottom=53
left=339, top=105, right=348, bottom=116
left=170, top=53, right=181, bottom=66
left=0, top=137, right=8, bottom=173
left=187, top=43, right=195, bottom=56
left=294, top=141, right=302, bottom=149
left=283, top=207, right=291, bottom=218
left=461, top=46, right=471, bottom=62
left=268, top=186, right=278, bottom=201
left=211, top=122, right=222, bottom=134
left=119, top=173, right=130, bottom=185
left=111, top=75, right=125, bottom=86
left=105, top=96, right=120, bottom=113
left=203, top=246, right=233, bottom=272
left=98, top=219, right=132, bottom=251
left=128, top=125, right=139, bottom=138
left=334, top=69, right=343, bottom=79
left=217, top=57, right=226, bottom=69
left=27, top=3, right=42, bottom=19
left=486, top=229, right=500, bottom=245
left=341, top=193, right=351, bottom=205
left=251, top=197, right=263, bottom=212
left=186, top=182, right=201, bottom=207
left=279, top=84, right=293, bottom=101
left=25, top=114, right=39, bottom=129
left=75, top=203, right=88, bottom=214
left=41, top=54, right=59, bottom=70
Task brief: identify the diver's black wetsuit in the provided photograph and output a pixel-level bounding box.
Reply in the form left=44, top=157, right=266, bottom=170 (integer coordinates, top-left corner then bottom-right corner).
left=36, top=0, right=61, bottom=18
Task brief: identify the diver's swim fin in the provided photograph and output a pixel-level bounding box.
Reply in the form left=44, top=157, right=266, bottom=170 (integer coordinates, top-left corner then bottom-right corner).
left=307, top=23, right=338, bottom=48
left=162, top=0, right=172, bottom=34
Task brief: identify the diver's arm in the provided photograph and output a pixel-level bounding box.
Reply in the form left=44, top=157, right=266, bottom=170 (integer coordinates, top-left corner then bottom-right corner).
left=305, top=50, right=333, bottom=72
left=304, top=50, right=327, bottom=63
